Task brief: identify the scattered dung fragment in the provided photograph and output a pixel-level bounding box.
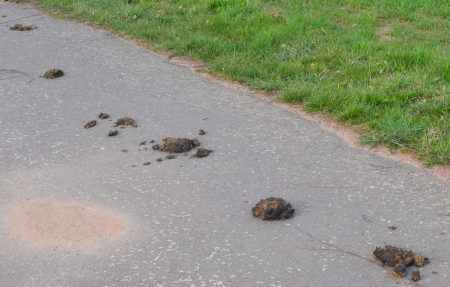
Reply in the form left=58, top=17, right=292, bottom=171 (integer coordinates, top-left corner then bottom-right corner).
left=156, top=158, right=162, bottom=162
left=411, top=271, right=420, bottom=281
left=43, top=68, right=64, bottom=79
left=198, top=129, right=206, bottom=135
left=121, top=149, right=128, bottom=153
left=389, top=265, right=407, bottom=278
left=150, top=140, right=155, bottom=143
left=84, top=120, right=96, bottom=129
left=192, top=147, right=213, bottom=158
left=108, top=130, right=118, bottom=137
left=131, top=165, right=136, bottom=167
left=160, top=137, right=200, bottom=153
left=432, top=271, right=437, bottom=274
left=143, top=162, right=150, bottom=165
left=98, top=113, right=109, bottom=119
left=252, top=197, right=295, bottom=220
left=140, top=141, right=146, bottom=146
left=389, top=225, right=397, bottom=230
left=152, top=144, right=160, bottom=150
left=10, top=24, right=37, bottom=31
left=166, top=154, right=176, bottom=159
left=114, top=117, right=136, bottom=127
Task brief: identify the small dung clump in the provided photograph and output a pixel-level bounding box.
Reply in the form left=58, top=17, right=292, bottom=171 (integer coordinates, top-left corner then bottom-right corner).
left=84, top=120, right=96, bottom=129
left=43, top=69, right=64, bottom=79
left=10, top=24, right=37, bottom=31
left=165, top=154, right=176, bottom=159
left=252, top=197, right=295, bottom=220
left=114, top=117, right=137, bottom=127
left=98, top=113, right=109, bottom=119
left=193, top=147, right=213, bottom=158
left=411, top=271, right=420, bottom=281
left=108, top=130, right=118, bottom=137
left=160, top=137, right=200, bottom=153
left=198, top=129, right=206, bottom=135
left=143, top=162, right=150, bottom=165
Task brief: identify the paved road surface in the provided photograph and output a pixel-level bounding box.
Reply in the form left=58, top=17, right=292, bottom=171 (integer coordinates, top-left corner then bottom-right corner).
left=1, top=2, right=449, bottom=286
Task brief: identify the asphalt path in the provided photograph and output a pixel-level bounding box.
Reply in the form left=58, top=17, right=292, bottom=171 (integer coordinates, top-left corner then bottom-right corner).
left=1, top=2, right=449, bottom=286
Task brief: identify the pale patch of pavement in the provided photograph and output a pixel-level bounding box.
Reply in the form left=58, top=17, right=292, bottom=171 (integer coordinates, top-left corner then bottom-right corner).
left=0, top=2, right=449, bottom=286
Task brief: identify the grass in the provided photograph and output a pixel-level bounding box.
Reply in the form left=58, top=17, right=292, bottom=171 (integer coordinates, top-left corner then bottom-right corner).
left=29, top=0, right=450, bottom=165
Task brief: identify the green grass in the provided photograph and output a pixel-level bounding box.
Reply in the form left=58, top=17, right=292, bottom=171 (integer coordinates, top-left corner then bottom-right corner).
left=30, top=0, right=450, bottom=165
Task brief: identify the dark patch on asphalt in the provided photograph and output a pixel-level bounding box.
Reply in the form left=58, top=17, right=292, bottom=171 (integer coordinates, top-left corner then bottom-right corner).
left=42, top=68, right=64, bottom=79
left=373, top=245, right=429, bottom=280
left=84, top=120, right=96, bottom=129
left=9, top=24, right=37, bottom=31
left=108, top=130, right=118, bottom=137
left=98, top=113, right=109, bottom=119
left=252, top=197, right=295, bottom=220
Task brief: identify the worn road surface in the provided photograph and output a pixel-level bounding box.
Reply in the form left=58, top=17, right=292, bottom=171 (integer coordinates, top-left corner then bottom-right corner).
left=1, top=2, right=449, bottom=286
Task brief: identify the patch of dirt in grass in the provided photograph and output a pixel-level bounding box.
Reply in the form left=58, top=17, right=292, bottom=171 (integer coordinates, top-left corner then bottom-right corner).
left=5, top=199, right=127, bottom=248
left=9, top=23, right=37, bottom=31
left=376, top=20, right=394, bottom=42
left=252, top=197, right=295, bottom=220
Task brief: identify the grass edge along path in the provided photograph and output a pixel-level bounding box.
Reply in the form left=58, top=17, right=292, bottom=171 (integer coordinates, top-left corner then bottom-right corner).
left=27, top=0, right=450, bottom=166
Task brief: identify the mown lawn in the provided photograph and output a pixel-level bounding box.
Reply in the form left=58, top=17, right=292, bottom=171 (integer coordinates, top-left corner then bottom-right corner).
left=31, top=0, right=450, bottom=164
